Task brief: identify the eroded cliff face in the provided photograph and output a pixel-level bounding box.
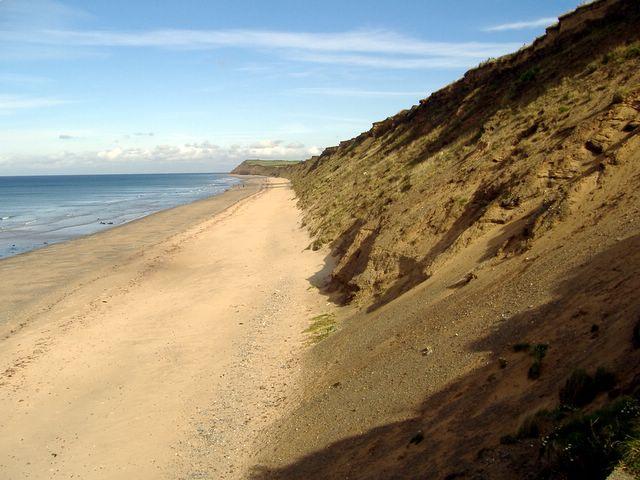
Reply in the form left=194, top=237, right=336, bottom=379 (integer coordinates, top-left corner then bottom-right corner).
left=250, top=1, right=640, bottom=479
left=288, top=0, right=640, bottom=309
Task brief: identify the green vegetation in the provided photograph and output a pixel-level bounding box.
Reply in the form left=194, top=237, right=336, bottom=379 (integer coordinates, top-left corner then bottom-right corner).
left=304, top=313, right=337, bottom=343
left=625, top=42, right=640, bottom=59
left=585, top=62, right=598, bottom=74
left=621, top=434, right=640, bottom=477
left=477, top=57, right=497, bottom=68
left=558, top=105, right=570, bottom=114
left=504, top=392, right=640, bottom=478
left=601, top=42, right=640, bottom=66
left=518, top=66, right=540, bottom=84
left=542, top=396, right=640, bottom=479
left=244, top=159, right=302, bottom=167
left=509, top=66, right=542, bottom=98
left=454, top=196, right=469, bottom=207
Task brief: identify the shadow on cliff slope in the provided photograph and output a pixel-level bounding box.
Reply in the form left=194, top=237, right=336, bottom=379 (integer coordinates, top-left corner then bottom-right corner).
left=250, top=235, right=640, bottom=480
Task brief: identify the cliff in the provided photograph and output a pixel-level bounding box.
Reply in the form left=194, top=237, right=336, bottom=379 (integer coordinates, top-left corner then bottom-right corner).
left=251, top=0, right=640, bottom=478
left=230, top=159, right=301, bottom=176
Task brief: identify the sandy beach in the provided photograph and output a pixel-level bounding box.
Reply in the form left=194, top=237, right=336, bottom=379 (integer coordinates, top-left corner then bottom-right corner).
left=0, top=177, right=331, bottom=479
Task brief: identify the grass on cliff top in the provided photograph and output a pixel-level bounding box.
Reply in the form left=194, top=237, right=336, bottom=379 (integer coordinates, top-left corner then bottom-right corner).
left=304, top=313, right=337, bottom=344
left=245, top=159, right=302, bottom=167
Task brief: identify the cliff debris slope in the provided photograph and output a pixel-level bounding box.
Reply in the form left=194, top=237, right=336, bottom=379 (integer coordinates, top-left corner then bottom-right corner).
left=230, top=159, right=301, bottom=176
left=250, top=0, right=640, bottom=478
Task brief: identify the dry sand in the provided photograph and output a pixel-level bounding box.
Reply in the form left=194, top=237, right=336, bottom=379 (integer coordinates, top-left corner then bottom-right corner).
left=0, top=177, right=332, bottom=479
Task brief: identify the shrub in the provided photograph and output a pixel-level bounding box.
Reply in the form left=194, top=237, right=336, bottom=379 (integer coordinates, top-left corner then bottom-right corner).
left=560, top=367, right=616, bottom=407
left=532, top=344, right=549, bottom=362
left=558, top=105, right=570, bottom=114
left=542, top=397, right=640, bottom=479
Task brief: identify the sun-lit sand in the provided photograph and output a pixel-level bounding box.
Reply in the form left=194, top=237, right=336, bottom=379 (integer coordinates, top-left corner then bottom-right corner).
left=0, top=177, right=331, bottom=479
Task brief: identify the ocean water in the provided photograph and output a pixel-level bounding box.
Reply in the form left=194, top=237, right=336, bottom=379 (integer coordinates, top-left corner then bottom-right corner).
left=0, top=173, right=242, bottom=259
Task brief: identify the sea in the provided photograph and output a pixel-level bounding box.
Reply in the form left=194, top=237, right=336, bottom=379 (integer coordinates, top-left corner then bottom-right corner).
left=0, top=173, right=242, bottom=259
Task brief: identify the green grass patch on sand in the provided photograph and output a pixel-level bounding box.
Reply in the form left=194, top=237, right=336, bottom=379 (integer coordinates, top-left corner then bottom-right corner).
left=245, top=159, right=302, bottom=167
left=304, top=313, right=337, bottom=344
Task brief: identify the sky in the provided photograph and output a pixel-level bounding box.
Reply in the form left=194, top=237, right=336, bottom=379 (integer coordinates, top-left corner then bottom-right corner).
left=0, top=0, right=586, bottom=175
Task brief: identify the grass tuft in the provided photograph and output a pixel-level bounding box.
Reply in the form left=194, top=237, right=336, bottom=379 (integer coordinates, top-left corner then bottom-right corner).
left=304, top=313, right=337, bottom=344
left=621, top=433, right=640, bottom=477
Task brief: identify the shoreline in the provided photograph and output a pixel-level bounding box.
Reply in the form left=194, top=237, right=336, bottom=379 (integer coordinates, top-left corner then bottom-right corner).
left=0, top=177, right=263, bottom=339
left=0, top=174, right=249, bottom=262
left=0, top=177, right=332, bottom=479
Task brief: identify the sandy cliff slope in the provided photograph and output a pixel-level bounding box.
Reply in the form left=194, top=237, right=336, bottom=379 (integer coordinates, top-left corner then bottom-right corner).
left=249, top=1, right=640, bottom=478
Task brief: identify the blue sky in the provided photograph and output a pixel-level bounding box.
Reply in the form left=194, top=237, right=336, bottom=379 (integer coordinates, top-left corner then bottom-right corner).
left=1, top=0, right=584, bottom=174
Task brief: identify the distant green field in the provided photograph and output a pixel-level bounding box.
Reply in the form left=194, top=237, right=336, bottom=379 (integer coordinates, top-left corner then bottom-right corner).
left=244, top=159, right=302, bottom=167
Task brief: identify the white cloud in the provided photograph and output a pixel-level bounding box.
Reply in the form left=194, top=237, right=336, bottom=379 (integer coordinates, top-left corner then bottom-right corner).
left=483, top=17, right=557, bottom=32
left=36, top=28, right=517, bottom=58
left=0, top=94, right=67, bottom=113
left=1, top=26, right=520, bottom=69
left=295, top=87, right=427, bottom=97
left=0, top=140, right=320, bottom=173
